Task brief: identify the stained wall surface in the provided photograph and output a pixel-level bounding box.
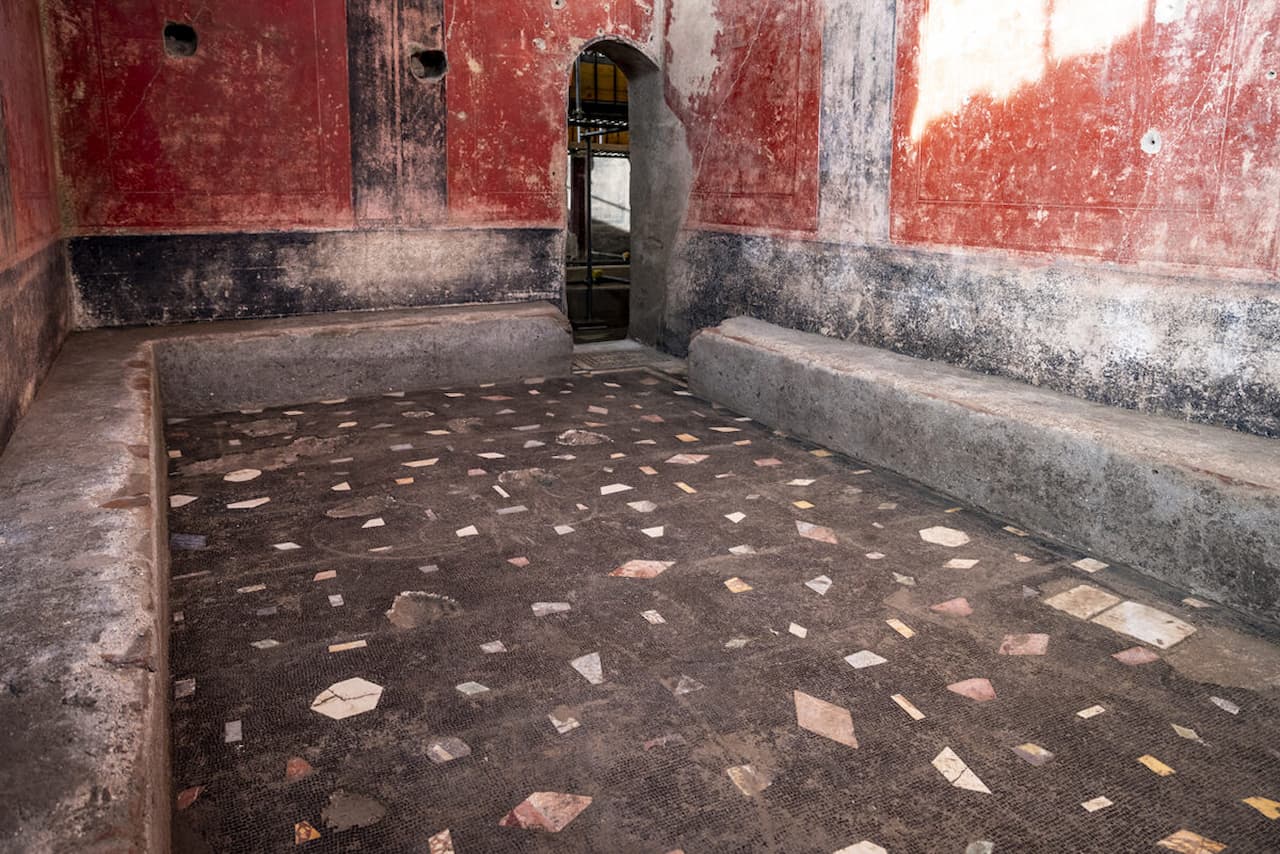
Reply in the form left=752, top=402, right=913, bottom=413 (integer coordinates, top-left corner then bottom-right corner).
left=19, top=0, right=1280, bottom=438
left=664, top=0, right=1280, bottom=438
left=0, top=0, right=69, bottom=452
left=666, top=0, right=823, bottom=233
left=890, top=0, right=1280, bottom=272
left=43, top=0, right=663, bottom=327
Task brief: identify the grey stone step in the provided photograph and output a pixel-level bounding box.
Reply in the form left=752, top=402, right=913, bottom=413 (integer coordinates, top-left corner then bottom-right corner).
left=689, top=316, right=1280, bottom=626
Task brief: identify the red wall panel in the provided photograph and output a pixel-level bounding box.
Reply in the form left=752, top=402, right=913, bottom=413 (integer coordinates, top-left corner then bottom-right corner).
left=668, top=0, right=822, bottom=234
left=47, top=0, right=353, bottom=231
left=891, top=0, right=1280, bottom=274
left=445, top=0, right=653, bottom=225
left=0, top=0, right=59, bottom=262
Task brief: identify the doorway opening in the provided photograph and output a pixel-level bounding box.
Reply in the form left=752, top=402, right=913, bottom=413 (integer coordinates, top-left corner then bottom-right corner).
left=566, top=48, right=632, bottom=343
left=562, top=40, right=688, bottom=353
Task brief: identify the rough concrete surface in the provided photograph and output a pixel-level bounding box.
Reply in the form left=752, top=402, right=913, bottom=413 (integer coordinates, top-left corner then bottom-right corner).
left=689, top=317, right=1280, bottom=627
left=0, top=302, right=574, bottom=852
left=70, top=229, right=563, bottom=329
left=164, top=369, right=1280, bottom=852
left=672, top=232, right=1280, bottom=438
left=154, top=302, right=573, bottom=415
left=0, top=323, right=169, bottom=852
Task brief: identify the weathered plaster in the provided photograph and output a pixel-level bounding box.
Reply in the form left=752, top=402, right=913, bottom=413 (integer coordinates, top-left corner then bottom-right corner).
left=347, top=0, right=448, bottom=225
left=664, top=0, right=721, bottom=104
left=0, top=0, right=69, bottom=456
left=665, top=0, right=823, bottom=232
left=444, top=0, right=657, bottom=224
left=669, top=232, right=1280, bottom=438
left=890, top=0, right=1280, bottom=273
left=0, top=242, right=70, bottom=452
left=69, top=229, right=563, bottom=328
left=817, top=0, right=894, bottom=244
left=43, top=0, right=354, bottom=231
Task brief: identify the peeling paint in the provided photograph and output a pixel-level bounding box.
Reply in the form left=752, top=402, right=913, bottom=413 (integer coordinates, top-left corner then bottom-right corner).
left=666, top=0, right=823, bottom=232
left=664, top=0, right=722, bottom=104
left=44, top=0, right=354, bottom=230
left=891, top=0, right=1280, bottom=273
left=445, top=0, right=656, bottom=224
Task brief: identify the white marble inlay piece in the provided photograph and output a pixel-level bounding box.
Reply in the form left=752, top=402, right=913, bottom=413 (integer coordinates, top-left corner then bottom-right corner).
left=1091, top=600, right=1196, bottom=649
left=1043, top=585, right=1122, bottom=620
left=844, top=650, right=887, bottom=669
left=570, top=652, right=604, bottom=684
left=919, top=526, right=970, bottom=547
left=311, top=677, right=383, bottom=719
left=932, top=747, right=990, bottom=793
left=1073, top=558, right=1109, bottom=573
left=805, top=575, right=833, bottom=595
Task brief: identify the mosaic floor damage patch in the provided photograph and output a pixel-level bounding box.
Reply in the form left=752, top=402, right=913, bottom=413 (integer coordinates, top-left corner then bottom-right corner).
left=166, top=369, right=1280, bottom=852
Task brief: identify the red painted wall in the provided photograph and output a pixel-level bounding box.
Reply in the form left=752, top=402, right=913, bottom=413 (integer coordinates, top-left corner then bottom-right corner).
left=668, top=0, right=822, bottom=234
left=40, top=0, right=822, bottom=238
left=444, top=0, right=654, bottom=226
left=891, top=0, right=1280, bottom=274
left=0, top=0, right=59, bottom=262
left=45, top=0, right=353, bottom=232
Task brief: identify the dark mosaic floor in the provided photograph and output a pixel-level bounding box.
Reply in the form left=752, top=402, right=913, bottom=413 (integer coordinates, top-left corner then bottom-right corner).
left=165, top=369, right=1280, bottom=853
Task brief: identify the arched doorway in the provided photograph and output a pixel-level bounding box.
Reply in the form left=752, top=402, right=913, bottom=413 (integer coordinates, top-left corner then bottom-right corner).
left=563, top=40, right=689, bottom=349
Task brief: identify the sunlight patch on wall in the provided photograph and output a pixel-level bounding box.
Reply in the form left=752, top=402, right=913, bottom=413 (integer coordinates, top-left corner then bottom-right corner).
left=666, top=1, right=723, bottom=104
left=1050, top=0, right=1147, bottom=60
left=910, top=0, right=1148, bottom=141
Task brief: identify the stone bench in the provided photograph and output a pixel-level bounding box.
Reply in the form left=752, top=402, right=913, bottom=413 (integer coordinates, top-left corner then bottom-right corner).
left=689, top=316, right=1280, bottom=627
left=0, top=302, right=571, bottom=851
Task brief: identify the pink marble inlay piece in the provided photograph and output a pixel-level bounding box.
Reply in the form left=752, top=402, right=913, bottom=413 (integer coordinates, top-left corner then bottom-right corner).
left=999, top=633, right=1050, bottom=656
left=1112, top=646, right=1160, bottom=666
left=499, top=792, right=593, bottom=832
left=930, top=597, right=973, bottom=617
left=947, top=678, right=997, bottom=702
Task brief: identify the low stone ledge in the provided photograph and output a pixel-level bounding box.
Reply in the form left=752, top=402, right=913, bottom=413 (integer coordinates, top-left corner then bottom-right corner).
left=689, top=316, right=1280, bottom=626
left=152, top=302, right=573, bottom=415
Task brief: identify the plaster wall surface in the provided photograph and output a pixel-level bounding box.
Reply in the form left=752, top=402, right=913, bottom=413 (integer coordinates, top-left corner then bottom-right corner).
left=20, top=0, right=1280, bottom=439
left=660, top=0, right=1280, bottom=438
left=40, top=0, right=670, bottom=329
left=69, top=229, right=562, bottom=327
left=0, top=0, right=68, bottom=452
left=43, top=0, right=354, bottom=231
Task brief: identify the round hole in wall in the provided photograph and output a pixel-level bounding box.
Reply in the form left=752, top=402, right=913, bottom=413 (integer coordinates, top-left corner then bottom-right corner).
left=1140, top=128, right=1163, bottom=155
left=408, top=47, right=448, bottom=80
left=552, top=0, right=566, bottom=9
left=1268, top=70, right=1277, bottom=80
left=163, top=22, right=198, bottom=57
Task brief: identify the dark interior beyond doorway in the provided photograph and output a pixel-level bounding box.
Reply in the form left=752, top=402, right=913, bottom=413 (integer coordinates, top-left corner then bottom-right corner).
left=567, top=50, right=631, bottom=344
